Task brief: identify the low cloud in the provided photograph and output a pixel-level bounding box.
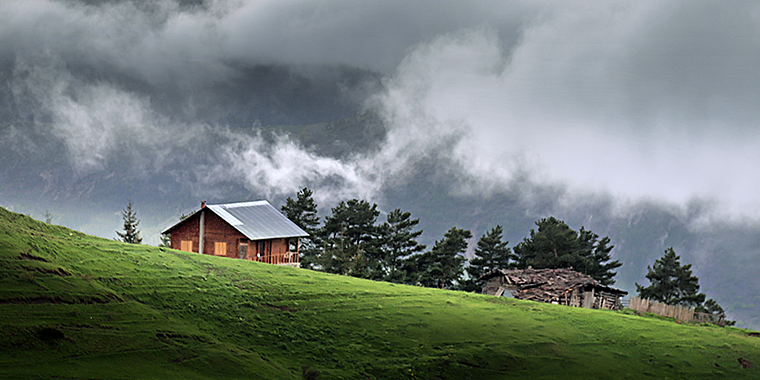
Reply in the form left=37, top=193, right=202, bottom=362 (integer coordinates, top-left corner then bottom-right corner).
left=215, top=130, right=379, bottom=204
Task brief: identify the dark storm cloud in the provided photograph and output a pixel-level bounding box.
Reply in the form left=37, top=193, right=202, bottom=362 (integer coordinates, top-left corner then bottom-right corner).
left=218, top=0, right=532, bottom=71
left=4, top=0, right=760, bottom=214
left=0, top=0, right=528, bottom=82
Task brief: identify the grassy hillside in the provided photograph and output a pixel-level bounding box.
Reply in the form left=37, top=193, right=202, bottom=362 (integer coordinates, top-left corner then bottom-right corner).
left=1, top=207, right=759, bottom=379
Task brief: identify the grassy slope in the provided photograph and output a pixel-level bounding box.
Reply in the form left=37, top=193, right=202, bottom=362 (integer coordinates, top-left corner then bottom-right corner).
left=1, top=207, right=759, bottom=379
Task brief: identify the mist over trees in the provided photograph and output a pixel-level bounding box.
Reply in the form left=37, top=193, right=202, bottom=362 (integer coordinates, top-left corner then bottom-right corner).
left=2, top=0, right=759, bottom=330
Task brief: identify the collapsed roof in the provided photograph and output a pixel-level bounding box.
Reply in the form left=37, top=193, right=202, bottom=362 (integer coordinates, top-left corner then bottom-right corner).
left=481, top=267, right=627, bottom=303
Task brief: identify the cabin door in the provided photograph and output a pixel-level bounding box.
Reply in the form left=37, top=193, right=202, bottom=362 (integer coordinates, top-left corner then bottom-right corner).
left=257, top=240, right=271, bottom=263
left=238, top=239, right=248, bottom=260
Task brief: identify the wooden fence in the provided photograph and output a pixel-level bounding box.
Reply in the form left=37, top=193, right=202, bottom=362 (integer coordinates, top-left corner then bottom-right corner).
left=627, top=296, right=726, bottom=326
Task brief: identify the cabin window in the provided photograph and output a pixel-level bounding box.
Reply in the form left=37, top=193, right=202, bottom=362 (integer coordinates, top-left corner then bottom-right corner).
left=289, top=238, right=299, bottom=252
left=214, top=242, right=227, bottom=256
left=180, top=240, right=193, bottom=252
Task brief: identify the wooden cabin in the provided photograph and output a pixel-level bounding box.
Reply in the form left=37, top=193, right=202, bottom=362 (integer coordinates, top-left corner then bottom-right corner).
left=481, top=268, right=628, bottom=310
left=162, top=201, right=308, bottom=267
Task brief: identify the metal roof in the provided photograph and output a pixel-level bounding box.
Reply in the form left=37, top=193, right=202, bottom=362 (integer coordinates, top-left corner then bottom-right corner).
left=162, top=200, right=309, bottom=240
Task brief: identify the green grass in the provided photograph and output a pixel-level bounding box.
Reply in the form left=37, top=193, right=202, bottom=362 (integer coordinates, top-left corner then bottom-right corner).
left=1, top=207, right=759, bottom=379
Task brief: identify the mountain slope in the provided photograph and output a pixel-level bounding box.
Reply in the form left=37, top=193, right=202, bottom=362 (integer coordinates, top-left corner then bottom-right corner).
left=1, top=207, right=759, bottom=379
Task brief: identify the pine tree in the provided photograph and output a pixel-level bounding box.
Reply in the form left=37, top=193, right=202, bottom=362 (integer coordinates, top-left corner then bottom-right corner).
left=577, top=228, right=622, bottom=286
left=514, top=217, right=580, bottom=269
left=462, top=225, right=513, bottom=291
left=696, top=298, right=735, bottom=326
left=373, top=209, right=426, bottom=283
left=317, top=199, right=379, bottom=277
left=697, top=299, right=724, bottom=315
left=116, top=200, right=142, bottom=244
left=281, top=187, right=320, bottom=234
left=636, top=247, right=705, bottom=307
left=513, top=217, right=621, bottom=285
left=321, top=199, right=378, bottom=246
left=281, top=188, right=321, bottom=269
left=320, top=224, right=370, bottom=277
left=406, top=227, right=472, bottom=289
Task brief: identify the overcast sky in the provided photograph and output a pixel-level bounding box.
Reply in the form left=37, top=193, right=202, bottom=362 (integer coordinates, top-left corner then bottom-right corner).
left=4, top=0, right=760, bottom=217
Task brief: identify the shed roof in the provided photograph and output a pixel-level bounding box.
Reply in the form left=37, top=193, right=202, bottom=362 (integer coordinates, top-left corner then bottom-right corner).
left=162, top=200, right=308, bottom=240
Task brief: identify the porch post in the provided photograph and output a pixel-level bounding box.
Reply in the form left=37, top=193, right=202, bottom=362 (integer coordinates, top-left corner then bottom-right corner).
left=199, top=209, right=205, bottom=255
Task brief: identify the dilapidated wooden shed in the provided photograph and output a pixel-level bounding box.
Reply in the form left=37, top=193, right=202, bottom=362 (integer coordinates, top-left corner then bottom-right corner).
left=481, top=268, right=628, bottom=310
left=162, top=201, right=308, bottom=267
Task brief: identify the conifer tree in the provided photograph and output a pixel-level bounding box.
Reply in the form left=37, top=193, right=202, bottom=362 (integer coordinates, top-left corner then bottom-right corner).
left=116, top=200, right=142, bottom=244
left=577, top=228, right=621, bottom=286
left=317, top=199, right=379, bottom=277
left=462, top=225, right=513, bottom=291
left=513, top=217, right=622, bottom=285
left=281, top=187, right=320, bottom=234
left=696, top=298, right=735, bottom=326
left=373, top=209, right=426, bottom=283
left=406, top=227, right=472, bottom=289
left=281, top=188, right=321, bottom=269
left=636, top=247, right=705, bottom=307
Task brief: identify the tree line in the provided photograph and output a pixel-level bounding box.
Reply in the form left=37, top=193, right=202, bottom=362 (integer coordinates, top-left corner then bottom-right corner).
left=282, top=187, right=729, bottom=321
left=281, top=188, right=623, bottom=290
left=115, top=190, right=730, bottom=322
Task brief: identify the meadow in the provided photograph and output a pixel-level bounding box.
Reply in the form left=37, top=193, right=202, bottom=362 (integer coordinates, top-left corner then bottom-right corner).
left=1, top=207, right=759, bottom=379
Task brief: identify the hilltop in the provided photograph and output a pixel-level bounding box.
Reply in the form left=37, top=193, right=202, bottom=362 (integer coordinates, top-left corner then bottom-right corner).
left=1, top=207, right=759, bottom=379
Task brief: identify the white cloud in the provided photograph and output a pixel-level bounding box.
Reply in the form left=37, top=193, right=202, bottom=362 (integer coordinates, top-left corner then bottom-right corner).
left=217, top=130, right=379, bottom=204
left=369, top=2, right=760, bottom=216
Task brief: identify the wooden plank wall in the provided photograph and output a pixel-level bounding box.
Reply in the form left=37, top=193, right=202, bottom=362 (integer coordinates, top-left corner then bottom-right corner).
left=629, top=296, right=694, bottom=322
left=629, top=296, right=725, bottom=325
